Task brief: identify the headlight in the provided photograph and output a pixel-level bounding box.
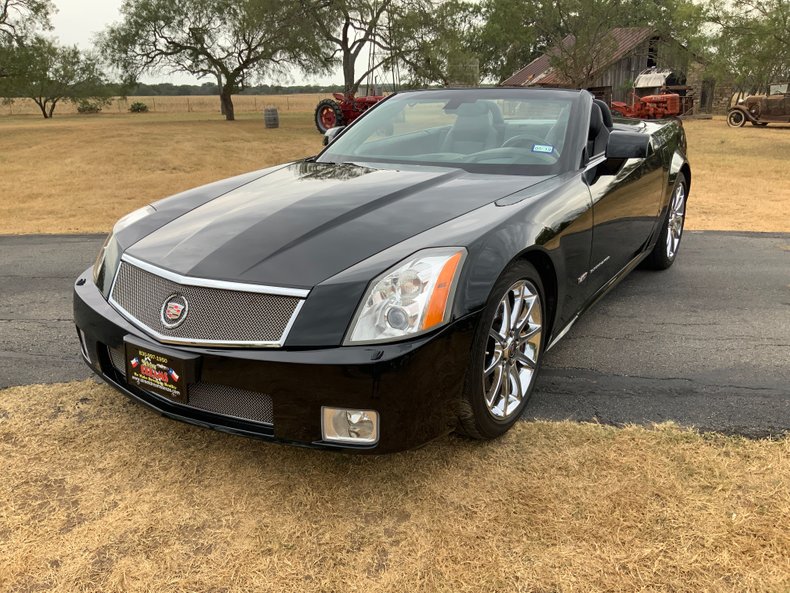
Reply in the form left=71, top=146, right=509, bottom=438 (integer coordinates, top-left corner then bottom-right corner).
left=93, top=205, right=156, bottom=287
left=345, top=247, right=466, bottom=344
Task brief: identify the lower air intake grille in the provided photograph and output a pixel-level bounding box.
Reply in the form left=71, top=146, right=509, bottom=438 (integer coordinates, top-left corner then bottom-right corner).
left=107, top=345, right=273, bottom=426
left=188, top=383, right=274, bottom=425
left=108, top=345, right=126, bottom=377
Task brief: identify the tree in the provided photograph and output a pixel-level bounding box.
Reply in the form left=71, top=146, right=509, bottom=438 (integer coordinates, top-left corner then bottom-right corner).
left=0, top=0, right=52, bottom=40
left=705, top=0, right=789, bottom=92
left=393, top=0, right=482, bottom=86
left=299, top=0, right=435, bottom=95
left=299, top=0, right=391, bottom=96
left=536, top=0, right=626, bottom=87
left=0, top=37, right=110, bottom=118
left=102, top=0, right=327, bottom=121
left=1, top=0, right=52, bottom=79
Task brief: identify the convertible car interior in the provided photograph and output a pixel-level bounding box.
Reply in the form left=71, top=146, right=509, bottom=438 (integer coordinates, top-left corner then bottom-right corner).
left=334, top=96, right=623, bottom=169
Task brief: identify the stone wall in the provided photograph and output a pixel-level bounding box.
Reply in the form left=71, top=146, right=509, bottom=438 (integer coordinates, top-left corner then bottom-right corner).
left=711, top=81, right=736, bottom=114
left=685, top=61, right=706, bottom=113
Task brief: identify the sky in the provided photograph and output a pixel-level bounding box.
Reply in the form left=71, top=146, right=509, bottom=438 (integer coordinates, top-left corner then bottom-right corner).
left=48, top=0, right=343, bottom=86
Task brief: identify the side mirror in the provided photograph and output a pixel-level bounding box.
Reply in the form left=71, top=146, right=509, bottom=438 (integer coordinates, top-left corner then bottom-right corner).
left=323, top=126, right=345, bottom=146
left=606, top=130, right=650, bottom=159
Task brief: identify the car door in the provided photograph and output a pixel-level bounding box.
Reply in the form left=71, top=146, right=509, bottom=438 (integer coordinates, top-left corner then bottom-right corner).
left=583, top=117, right=665, bottom=293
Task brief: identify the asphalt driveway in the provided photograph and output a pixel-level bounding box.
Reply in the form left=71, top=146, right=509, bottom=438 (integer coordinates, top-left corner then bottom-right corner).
left=1, top=231, right=788, bottom=437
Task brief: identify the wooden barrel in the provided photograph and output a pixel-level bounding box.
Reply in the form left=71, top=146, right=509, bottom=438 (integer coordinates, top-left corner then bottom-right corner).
left=263, top=107, right=279, bottom=129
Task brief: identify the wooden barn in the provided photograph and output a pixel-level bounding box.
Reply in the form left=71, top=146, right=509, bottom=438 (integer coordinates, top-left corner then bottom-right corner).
left=500, top=27, right=711, bottom=111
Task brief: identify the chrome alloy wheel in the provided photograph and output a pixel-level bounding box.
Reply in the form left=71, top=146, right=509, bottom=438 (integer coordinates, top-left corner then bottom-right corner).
left=483, top=280, right=543, bottom=420
left=666, top=182, right=686, bottom=259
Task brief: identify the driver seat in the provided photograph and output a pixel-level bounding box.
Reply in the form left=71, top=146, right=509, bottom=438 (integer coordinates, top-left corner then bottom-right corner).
left=441, top=103, right=499, bottom=154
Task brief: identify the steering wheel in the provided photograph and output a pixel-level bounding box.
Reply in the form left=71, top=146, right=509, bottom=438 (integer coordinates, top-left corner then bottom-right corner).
left=502, top=134, right=550, bottom=150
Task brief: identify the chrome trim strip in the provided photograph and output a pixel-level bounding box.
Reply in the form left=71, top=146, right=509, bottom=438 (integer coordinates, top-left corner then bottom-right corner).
left=108, top=257, right=307, bottom=348
left=77, top=328, right=91, bottom=362
left=121, top=254, right=310, bottom=298
left=546, top=315, right=578, bottom=351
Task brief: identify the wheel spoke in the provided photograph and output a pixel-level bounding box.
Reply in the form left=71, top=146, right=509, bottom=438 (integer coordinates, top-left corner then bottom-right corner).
left=484, top=346, right=503, bottom=375
left=485, top=364, right=504, bottom=407
left=500, top=294, right=513, bottom=335
left=515, top=347, right=537, bottom=369
left=499, top=364, right=511, bottom=415
left=489, top=327, right=506, bottom=346
left=510, top=285, right=526, bottom=332
left=520, top=322, right=541, bottom=341
left=509, top=365, right=524, bottom=404
left=516, top=295, right=537, bottom=333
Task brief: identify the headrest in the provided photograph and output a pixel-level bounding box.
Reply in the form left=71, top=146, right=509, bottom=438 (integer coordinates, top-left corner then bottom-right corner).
left=589, top=103, right=604, bottom=139
left=480, top=100, right=505, bottom=124
left=455, top=102, right=489, bottom=117
left=594, top=99, right=614, bottom=129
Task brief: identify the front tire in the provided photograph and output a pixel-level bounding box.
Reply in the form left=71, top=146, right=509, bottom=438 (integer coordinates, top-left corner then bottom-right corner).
left=727, top=110, right=747, bottom=127
left=457, top=261, right=546, bottom=440
left=643, top=173, right=687, bottom=270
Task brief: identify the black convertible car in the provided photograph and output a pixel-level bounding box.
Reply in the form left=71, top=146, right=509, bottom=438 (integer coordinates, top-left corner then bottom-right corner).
left=74, top=88, right=690, bottom=453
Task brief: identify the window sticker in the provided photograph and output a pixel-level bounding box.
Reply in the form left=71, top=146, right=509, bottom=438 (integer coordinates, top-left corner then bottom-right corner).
left=532, top=144, right=554, bottom=154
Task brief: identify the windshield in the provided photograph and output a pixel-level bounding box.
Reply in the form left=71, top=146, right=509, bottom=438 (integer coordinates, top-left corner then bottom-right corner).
left=318, top=89, right=578, bottom=175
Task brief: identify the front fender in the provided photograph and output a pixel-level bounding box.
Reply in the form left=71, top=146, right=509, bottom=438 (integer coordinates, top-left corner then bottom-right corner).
left=668, top=150, right=690, bottom=192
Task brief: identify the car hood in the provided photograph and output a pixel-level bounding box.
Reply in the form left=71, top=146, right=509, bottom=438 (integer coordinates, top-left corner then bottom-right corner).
left=127, top=161, right=549, bottom=288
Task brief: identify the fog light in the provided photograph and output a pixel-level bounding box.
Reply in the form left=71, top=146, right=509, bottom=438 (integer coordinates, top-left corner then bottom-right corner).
left=321, top=407, right=379, bottom=445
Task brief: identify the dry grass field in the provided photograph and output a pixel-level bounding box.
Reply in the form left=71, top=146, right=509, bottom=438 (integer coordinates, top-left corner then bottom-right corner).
left=1, top=101, right=789, bottom=591
left=681, top=118, right=790, bottom=232
left=0, top=111, right=321, bottom=233
left=0, top=381, right=787, bottom=593
left=0, top=107, right=788, bottom=234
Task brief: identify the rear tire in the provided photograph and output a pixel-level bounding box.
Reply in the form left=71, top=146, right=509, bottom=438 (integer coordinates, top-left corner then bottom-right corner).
left=456, top=261, right=546, bottom=440
left=315, top=99, right=344, bottom=134
left=643, top=173, right=687, bottom=270
left=751, top=121, right=768, bottom=127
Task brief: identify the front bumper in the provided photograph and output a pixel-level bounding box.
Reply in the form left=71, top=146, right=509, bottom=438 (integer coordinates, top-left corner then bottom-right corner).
left=73, top=268, right=478, bottom=453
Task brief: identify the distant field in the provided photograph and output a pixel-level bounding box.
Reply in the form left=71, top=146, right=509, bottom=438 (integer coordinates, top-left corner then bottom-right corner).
left=2, top=93, right=332, bottom=116
left=0, top=110, right=788, bottom=234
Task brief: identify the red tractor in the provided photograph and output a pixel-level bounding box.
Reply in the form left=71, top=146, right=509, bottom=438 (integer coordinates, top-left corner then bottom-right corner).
left=610, top=68, right=693, bottom=119
left=612, top=92, right=683, bottom=119
left=314, top=92, right=386, bottom=133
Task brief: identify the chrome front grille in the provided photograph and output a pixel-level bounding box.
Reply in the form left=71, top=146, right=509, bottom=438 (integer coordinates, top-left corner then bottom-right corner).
left=107, top=345, right=273, bottom=426
left=109, top=257, right=305, bottom=347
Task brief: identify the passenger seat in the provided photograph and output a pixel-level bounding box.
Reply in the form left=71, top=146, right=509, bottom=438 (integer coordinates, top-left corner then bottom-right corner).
left=441, top=103, right=499, bottom=154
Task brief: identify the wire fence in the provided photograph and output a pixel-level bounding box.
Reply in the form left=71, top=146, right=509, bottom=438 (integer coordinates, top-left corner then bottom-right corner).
left=2, top=93, right=334, bottom=116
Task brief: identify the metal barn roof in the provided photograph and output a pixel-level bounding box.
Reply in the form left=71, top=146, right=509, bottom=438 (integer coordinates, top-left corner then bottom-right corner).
left=501, top=27, right=655, bottom=87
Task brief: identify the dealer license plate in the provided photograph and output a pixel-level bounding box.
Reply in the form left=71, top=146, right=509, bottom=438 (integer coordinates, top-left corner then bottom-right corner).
left=125, top=341, right=189, bottom=403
